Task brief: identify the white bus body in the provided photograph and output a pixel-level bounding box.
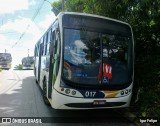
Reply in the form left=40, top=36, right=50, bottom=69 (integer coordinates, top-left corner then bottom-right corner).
left=34, top=12, right=134, bottom=109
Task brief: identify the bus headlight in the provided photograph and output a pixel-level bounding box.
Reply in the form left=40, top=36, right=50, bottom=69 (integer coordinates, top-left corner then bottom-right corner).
left=121, top=91, right=124, bottom=95
left=71, top=90, right=76, bottom=95
left=65, top=89, right=70, bottom=94
left=125, top=90, right=128, bottom=94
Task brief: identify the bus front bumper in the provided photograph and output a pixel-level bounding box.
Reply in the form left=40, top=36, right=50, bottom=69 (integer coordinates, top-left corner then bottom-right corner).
left=51, top=89, right=132, bottom=110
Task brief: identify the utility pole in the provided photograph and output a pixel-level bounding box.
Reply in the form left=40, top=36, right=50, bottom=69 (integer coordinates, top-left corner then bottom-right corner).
left=28, top=49, right=29, bottom=57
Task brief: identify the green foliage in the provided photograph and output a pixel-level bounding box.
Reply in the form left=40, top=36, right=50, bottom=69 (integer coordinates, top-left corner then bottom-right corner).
left=133, top=81, right=160, bottom=117
left=14, top=64, right=23, bottom=70
left=52, top=1, right=62, bottom=16
left=65, top=0, right=85, bottom=12
left=133, top=55, right=160, bottom=117
left=0, top=68, right=2, bottom=72
left=128, top=0, right=160, bottom=56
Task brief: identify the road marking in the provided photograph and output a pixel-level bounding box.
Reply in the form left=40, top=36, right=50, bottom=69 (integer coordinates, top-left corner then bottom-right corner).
left=0, top=71, right=22, bottom=94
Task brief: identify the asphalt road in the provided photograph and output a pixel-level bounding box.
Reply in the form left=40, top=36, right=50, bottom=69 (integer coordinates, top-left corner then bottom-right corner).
left=0, top=70, right=136, bottom=126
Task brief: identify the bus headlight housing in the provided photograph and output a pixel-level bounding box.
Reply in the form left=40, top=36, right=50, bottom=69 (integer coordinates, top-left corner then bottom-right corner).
left=65, top=89, right=70, bottom=94
left=71, top=90, right=76, bottom=95
left=120, top=88, right=131, bottom=97
left=125, top=89, right=128, bottom=94
left=121, top=91, right=124, bottom=95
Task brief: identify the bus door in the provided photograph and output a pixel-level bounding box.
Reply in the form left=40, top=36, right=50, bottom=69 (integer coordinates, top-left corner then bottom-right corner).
left=48, top=27, right=60, bottom=98
left=48, top=30, right=56, bottom=98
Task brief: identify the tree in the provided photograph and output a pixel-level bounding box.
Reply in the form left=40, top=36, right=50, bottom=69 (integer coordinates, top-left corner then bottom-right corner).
left=14, top=64, right=23, bottom=70
left=51, top=1, right=61, bottom=16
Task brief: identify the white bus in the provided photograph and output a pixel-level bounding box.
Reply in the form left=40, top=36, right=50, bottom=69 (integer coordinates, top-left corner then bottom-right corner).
left=34, top=12, right=134, bottom=109
left=0, top=53, right=12, bottom=70
left=22, top=56, right=34, bottom=70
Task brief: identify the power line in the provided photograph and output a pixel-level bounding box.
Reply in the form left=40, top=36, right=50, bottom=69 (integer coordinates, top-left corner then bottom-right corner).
left=12, top=1, right=44, bottom=48
left=44, top=0, right=60, bottom=13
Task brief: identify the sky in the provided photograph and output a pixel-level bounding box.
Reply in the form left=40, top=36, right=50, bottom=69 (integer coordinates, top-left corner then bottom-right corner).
left=0, top=0, right=57, bottom=68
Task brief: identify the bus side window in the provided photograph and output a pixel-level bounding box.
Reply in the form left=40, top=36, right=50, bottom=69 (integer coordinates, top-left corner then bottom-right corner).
left=55, top=29, right=60, bottom=76
left=37, top=42, right=39, bottom=57
left=47, top=30, right=52, bottom=56
left=41, top=38, right=44, bottom=56
left=54, top=32, right=58, bottom=54
left=50, top=31, right=55, bottom=55
left=34, top=46, right=37, bottom=57
left=48, top=29, right=52, bottom=42
left=44, top=33, right=48, bottom=56
left=43, top=34, right=47, bottom=56
left=46, top=44, right=49, bottom=56
left=54, top=28, right=60, bottom=55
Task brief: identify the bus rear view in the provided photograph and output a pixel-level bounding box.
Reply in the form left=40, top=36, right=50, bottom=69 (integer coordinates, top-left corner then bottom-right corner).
left=22, top=56, right=34, bottom=70
left=0, top=53, right=12, bottom=70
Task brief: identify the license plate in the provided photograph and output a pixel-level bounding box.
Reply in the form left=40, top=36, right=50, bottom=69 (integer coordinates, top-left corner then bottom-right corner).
left=93, top=100, right=106, bottom=105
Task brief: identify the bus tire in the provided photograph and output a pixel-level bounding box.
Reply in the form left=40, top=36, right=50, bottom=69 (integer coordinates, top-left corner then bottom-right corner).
left=42, top=79, right=50, bottom=106
left=36, top=79, right=38, bottom=84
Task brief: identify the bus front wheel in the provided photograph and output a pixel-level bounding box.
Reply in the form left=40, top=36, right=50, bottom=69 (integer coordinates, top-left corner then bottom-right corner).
left=42, top=79, right=50, bottom=106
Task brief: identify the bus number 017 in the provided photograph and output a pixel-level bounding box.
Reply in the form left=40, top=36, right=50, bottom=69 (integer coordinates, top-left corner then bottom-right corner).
left=85, top=91, right=96, bottom=97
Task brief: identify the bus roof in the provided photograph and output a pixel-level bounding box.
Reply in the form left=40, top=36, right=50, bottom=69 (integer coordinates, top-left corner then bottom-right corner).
left=35, top=12, right=132, bottom=45
left=0, top=53, right=11, bottom=57
left=57, top=12, right=131, bottom=27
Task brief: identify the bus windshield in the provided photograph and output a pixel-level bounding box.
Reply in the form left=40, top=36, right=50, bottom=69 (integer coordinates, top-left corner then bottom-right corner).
left=22, top=57, right=34, bottom=65
left=0, top=53, right=12, bottom=63
left=63, top=27, right=133, bottom=87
